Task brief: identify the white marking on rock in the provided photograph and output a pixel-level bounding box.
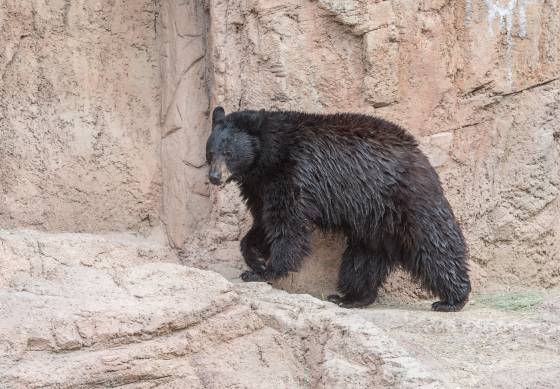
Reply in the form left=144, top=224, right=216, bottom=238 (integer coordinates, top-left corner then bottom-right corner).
left=467, top=0, right=534, bottom=87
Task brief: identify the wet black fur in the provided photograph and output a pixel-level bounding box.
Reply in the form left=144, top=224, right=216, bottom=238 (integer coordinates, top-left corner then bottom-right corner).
left=206, top=108, right=471, bottom=311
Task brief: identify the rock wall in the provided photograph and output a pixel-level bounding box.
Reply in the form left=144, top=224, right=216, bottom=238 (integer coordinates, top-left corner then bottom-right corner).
left=159, top=0, right=212, bottom=248
left=179, top=0, right=560, bottom=292
left=0, top=0, right=162, bottom=234
left=1, top=0, right=558, bottom=292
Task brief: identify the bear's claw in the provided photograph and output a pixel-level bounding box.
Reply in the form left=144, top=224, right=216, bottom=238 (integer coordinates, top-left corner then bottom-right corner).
left=327, top=294, right=343, bottom=304
left=241, top=270, right=265, bottom=282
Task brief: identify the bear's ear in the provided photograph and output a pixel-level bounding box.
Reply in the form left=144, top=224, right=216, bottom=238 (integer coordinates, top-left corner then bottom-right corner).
left=243, top=109, right=266, bottom=134
left=212, top=106, right=225, bottom=127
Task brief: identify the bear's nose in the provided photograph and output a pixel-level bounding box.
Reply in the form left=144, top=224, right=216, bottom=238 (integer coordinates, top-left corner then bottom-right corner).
left=208, top=170, right=221, bottom=185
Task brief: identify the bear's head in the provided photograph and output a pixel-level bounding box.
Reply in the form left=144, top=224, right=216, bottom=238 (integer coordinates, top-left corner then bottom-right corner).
left=206, top=106, right=263, bottom=186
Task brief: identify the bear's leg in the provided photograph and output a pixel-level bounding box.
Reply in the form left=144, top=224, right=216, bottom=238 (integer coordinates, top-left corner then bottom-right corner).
left=241, top=182, right=311, bottom=283
left=328, top=245, right=391, bottom=309
left=241, top=228, right=310, bottom=282
left=240, top=223, right=310, bottom=283
left=240, top=225, right=269, bottom=274
left=413, top=248, right=471, bottom=312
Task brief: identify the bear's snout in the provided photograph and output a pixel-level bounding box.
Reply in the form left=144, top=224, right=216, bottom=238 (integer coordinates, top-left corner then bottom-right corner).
left=208, top=156, right=231, bottom=186
left=208, top=169, right=222, bottom=185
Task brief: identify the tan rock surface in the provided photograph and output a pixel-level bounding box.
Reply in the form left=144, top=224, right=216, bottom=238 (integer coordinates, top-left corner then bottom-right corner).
left=0, top=0, right=162, bottom=234
left=0, top=231, right=444, bottom=388
left=0, top=229, right=177, bottom=288
left=159, top=0, right=212, bottom=248
left=1, top=231, right=559, bottom=388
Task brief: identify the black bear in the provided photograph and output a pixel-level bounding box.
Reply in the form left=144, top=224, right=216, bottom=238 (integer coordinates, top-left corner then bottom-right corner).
left=206, top=107, right=471, bottom=311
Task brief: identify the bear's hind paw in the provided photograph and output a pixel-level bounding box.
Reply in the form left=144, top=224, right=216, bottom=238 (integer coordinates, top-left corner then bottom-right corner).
left=431, top=300, right=467, bottom=312
left=327, top=294, right=375, bottom=309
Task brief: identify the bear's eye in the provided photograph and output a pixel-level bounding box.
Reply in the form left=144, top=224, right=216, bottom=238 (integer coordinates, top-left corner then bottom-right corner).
left=224, top=151, right=233, bottom=158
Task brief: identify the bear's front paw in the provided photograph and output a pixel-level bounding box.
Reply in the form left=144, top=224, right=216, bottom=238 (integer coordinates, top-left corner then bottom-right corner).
left=246, top=252, right=267, bottom=272
left=241, top=270, right=265, bottom=282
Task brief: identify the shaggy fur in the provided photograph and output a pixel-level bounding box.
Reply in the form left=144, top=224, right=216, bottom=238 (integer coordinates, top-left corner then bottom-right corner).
left=206, top=107, right=471, bottom=311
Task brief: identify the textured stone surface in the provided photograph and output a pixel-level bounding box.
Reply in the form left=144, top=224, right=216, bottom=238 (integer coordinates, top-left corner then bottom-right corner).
left=1, top=231, right=559, bottom=388
left=159, top=0, right=212, bottom=248
left=0, top=231, right=445, bottom=388
left=359, top=296, right=560, bottom=388
left=0, top=0, right=162, bottom=234
left=0, top=229, right=177, bottom=288
left=0, top=263, right=301, bottom=388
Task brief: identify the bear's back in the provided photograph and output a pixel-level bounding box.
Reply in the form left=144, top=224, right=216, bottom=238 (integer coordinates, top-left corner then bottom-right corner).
left=266, top=111, right=417, bottom=149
